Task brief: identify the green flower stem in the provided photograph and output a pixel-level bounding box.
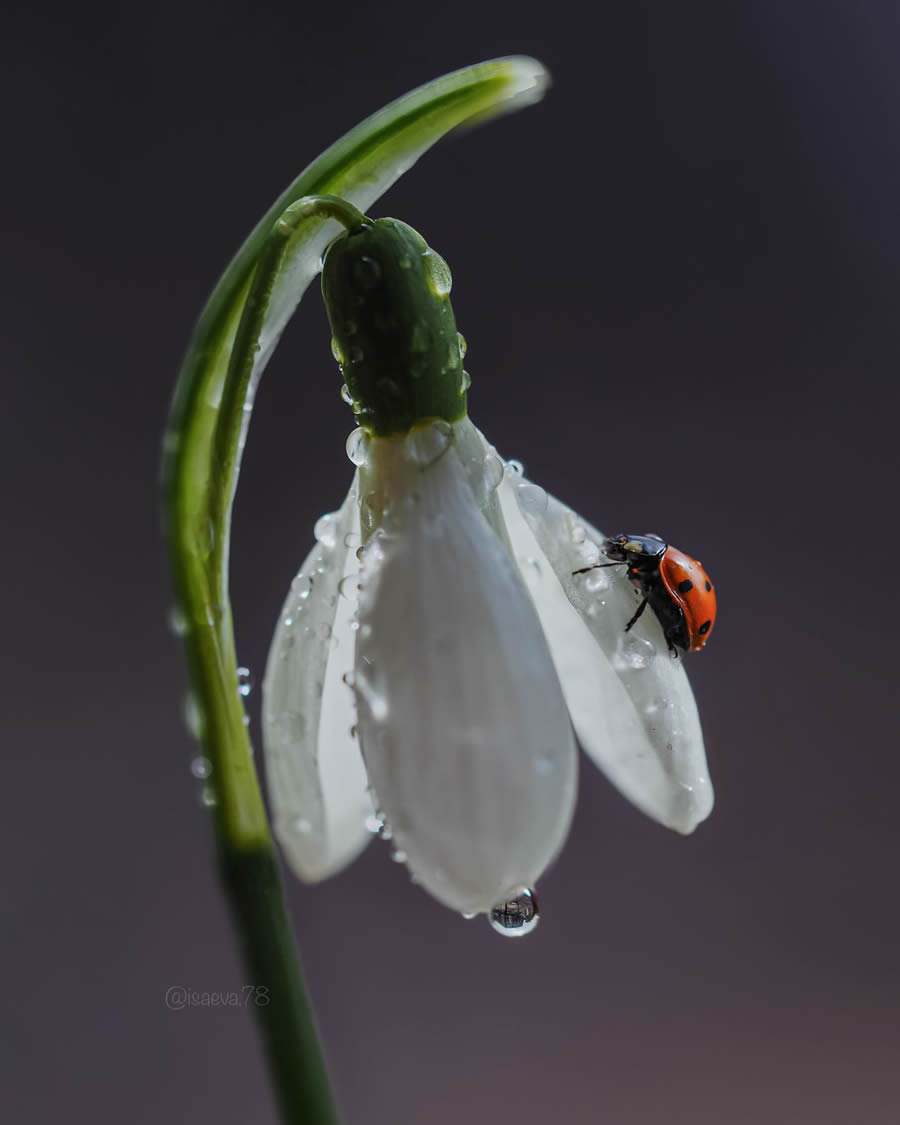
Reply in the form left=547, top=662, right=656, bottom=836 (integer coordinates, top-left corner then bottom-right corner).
left=162, top=57, right=549, bottom=1125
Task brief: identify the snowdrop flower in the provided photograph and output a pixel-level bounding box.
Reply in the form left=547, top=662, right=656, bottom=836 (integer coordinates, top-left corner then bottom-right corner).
left=263, top=212, right=713, bottom=930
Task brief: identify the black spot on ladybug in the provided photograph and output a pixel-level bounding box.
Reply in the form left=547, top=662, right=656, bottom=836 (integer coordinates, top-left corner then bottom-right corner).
left=698, top=620, right=711, bottom=635
left=705, top=580, right=712, bottom=592
left=677, top=579, right=694, bottom=594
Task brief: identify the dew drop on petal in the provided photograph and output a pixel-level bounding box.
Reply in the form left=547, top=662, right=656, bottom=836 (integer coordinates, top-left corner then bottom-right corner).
left=457, top=331, right=467, bottom=358
left=291, top=574, right=312, bottom=599
left=461, top=911, right=477, bottom=921
left=489, top=889, right=540, bottom=938
left=483, top=453, right=504, bottom=492
left=190, top=756, right=211, bottom=779
left=346, top=427, right=370, bottom=466
left=517, top=481, right=549, bottom=516
left=582, top=567, right=611, bottom=593
left=340, top=383, right=354, bottom=406
left=199, top=785, right=217, bottom=808
left=365, top=813, right=385, bottom=835
left=404, top=420, right=452, bottom=466
left=616, top=633, right=656, bottom=670
left=390, top=848, right=408, bottom=863
left=338, top=575, right=359, bottom=601
left=314, top=512, right=339, bottom=548
left=237, top=666, right=253, bottom=697
left=460, top=369, right=472, bottom=392
left=506, top=459, right=524, bottom=477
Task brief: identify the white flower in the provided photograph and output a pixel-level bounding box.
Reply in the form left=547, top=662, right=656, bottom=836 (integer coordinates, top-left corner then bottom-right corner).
left=262, top=415, right=713, bottom=924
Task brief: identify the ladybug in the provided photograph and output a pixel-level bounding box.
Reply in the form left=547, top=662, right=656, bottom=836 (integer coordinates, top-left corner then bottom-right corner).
left=575, top=533, right=716, bottom=655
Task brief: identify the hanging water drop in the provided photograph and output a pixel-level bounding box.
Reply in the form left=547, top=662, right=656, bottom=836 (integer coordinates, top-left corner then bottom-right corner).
left=488, top=888, right=540, bottom=938
left=237, top=667, right=253, bottom=697
left=457, top=331, right=467, bottom=358
left=190, top=756, right=211, bottom=779
left=291, top=573, right=312, bottom=599
left=199, top=785, right=217, bottom=808
left=364, top=813, right=385, bottom=835
left=506, top=459, right=525, bottom=477
left=340, top=383, right=354, bottom=406
left=460, top=369, right=472, bottom=392
left=346, top=427, right=371, bottom=466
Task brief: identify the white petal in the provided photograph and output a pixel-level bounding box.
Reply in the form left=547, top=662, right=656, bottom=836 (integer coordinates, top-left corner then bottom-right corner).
left=353, top=422, right=578, bottom=915
left=495, top=464, right=713, bottom=834
left=262, top=480, right=373, bottom=881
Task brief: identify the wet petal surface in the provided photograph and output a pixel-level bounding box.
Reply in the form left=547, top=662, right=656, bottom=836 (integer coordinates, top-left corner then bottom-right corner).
left=354, top=423, right=578, bottom=914
left=262, top=482, right=373, bottom=881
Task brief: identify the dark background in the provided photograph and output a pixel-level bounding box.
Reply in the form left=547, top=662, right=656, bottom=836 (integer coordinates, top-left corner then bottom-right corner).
left=4, top=1, right=899, bottom=1122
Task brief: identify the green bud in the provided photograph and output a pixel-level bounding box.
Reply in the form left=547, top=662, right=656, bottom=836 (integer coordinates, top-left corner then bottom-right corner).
left=321, top=218, right=466, bottom=436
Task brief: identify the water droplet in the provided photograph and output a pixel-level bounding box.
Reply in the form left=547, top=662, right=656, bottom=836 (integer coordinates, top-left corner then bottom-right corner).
left=461, top=911, right=477, bottom=920
left=582, top=568, right=611, bottom=593
left=457, top=332, right=467, bottom=358
left=586, top=599, right=607, bottom=617
left=375, top=376, right=400, bottom=397
left=167, top=605, right=187, bottom=636
left=422, top=248, right=452, bottom=297
left=352, top=255, right=381, bottom=289
left=405, top=420, right=452, bottom=466
left=518, top=555, right=542, bottom=589
left=340, top=383, right=354, bottom=406
left=199, top=785, right=217, bottom=808
left=190, top=756, right=211, bottom=779
left=489, top=888, right=539, bottom=938
left=338, top=575, right=359, bottom=601
left=283, top=615, right=294, bottom=628
left=291, top=574, right=312, bottom=599
left=506, top=459, right=525, bottom=476
left=460, top=369, right=472, bottom=392
left=237, top=667, right=253, bottom=697
left=518, top=482, right=548, bottom=516
left=343, top=529, right=361, bottom=549
left=346, top=427, right=371, bottom=466
left=365, top=813, right=385, bottom=835
left=617, top=633, right=656, bottom=670
left=183, top=693, right=204, bottom=739
left=390, top=848, right=407, bottom=863
left=331, top=337, right=345, bottom=364
left=314, top=512, right=339, bottom=548
left=483, top=453, right=504, bottom=492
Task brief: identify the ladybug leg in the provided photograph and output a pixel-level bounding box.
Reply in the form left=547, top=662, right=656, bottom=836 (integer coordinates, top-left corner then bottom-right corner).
left=571, top=563, right=621, bottom=576
left=624, top=596, right=649, bottom=632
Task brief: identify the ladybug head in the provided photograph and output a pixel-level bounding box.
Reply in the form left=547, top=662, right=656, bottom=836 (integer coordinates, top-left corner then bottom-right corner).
left=602, top=534, right=635, bottom=562
left=603, top=533, right=668, bottom=564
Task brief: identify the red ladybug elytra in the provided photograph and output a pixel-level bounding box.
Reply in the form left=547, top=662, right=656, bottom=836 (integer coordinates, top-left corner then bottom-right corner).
left=575, top=533, right=716, bottom=655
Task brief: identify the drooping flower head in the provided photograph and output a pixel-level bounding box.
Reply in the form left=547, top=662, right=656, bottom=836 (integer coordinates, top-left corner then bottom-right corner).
left=263, top=210, right=713, bottom=933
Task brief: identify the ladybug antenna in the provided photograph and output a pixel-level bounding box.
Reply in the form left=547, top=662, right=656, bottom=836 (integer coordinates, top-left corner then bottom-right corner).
left=571, top=562, right=625, bottom=576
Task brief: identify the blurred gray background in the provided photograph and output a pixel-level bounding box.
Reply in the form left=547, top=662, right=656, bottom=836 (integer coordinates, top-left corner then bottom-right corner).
left=3, top=1, right=899, bottom=1122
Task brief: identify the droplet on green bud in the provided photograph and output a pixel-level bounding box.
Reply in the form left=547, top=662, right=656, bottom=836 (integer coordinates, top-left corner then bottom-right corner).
left=321, top=218, right=467, bottom=436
